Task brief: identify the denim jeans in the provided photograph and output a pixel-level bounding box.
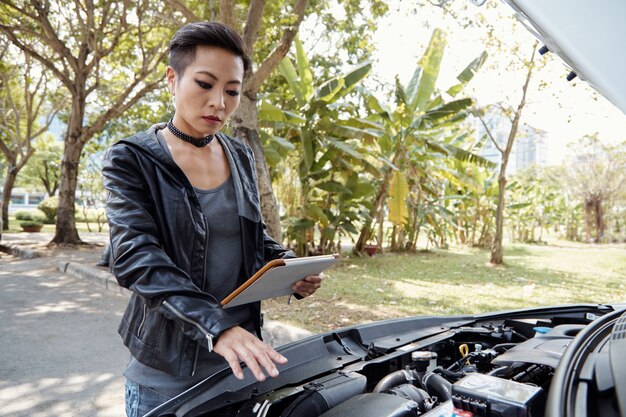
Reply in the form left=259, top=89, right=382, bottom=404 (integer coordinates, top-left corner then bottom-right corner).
left=125, top=380, right=172, bottom=417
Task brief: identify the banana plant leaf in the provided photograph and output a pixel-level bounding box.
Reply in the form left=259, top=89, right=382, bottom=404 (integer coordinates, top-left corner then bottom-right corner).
left=388, top=170, right=409, bottom=225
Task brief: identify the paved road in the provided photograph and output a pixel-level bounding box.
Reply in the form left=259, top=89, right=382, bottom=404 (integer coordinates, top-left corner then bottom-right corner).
left=0, top=250, right=128, bottom=417
left=0, top=232, right=312, bottom=417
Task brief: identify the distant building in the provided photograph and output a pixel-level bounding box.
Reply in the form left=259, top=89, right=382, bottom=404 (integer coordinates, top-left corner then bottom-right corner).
left=474, top=112, right=548, bottom=174
left=0, top=188, right=47, bottom=213
left=515, top=125, right=548, bottom=171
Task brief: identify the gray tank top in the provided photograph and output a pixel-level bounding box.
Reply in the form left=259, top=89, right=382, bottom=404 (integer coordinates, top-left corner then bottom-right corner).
left=124, top=130, right=253, bottom=397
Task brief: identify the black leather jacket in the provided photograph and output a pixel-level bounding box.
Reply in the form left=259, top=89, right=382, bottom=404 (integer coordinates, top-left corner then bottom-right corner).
left=102, top=124, right=292, bottom=376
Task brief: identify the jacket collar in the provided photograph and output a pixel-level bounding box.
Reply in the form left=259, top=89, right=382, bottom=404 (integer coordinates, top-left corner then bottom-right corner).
left=217, top=134, right=261, bottom=223
left=119, top=123, right=261, bottom=223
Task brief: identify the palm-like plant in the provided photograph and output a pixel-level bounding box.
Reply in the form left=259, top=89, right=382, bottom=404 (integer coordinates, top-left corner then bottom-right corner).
left=353, top=29, right=493, bottom=253
left=260, top=38, right=382, bottom=255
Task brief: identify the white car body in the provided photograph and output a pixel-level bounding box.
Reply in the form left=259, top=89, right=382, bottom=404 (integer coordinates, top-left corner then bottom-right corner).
left=499, top=0, right=626, bottom=114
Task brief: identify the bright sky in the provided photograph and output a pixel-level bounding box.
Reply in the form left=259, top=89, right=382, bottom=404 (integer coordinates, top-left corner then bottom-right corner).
left=369, top=1, right=626, bottom=165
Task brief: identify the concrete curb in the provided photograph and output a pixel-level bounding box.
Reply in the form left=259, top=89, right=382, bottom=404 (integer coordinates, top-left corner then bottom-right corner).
left=0, top=243, right=43, bottom=259
left=59, top=261, right=312, bottom=347
left=57, top=261, right=130, bottom=298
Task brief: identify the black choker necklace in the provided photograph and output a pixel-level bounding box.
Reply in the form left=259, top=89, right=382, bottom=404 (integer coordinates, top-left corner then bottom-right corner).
left=167, top=118, right=214, bottom=147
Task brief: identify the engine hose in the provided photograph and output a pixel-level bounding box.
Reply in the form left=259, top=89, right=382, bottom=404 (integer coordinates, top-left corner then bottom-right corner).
left=422, top=372, right=452, bottom=401
left=487, top=366, right=510, bottom=377
left=432, top=366, right=464, bottom=381
left=373, top=369, right=420, bottom=393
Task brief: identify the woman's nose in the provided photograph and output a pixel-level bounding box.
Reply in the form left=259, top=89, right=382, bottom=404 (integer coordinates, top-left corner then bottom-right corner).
left=209, top=91, right=225, bottom=110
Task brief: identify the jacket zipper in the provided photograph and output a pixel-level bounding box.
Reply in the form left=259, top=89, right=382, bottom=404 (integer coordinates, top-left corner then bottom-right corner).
left=162, top=299, right=214, bottom=370
left=187, top=215, right=211, bottom=376
left=137, top=304, right=147, bottom=337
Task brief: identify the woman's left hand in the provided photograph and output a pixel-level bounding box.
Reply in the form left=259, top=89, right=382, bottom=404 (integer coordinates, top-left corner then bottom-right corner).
left=291, top=273, right=324, bottom=298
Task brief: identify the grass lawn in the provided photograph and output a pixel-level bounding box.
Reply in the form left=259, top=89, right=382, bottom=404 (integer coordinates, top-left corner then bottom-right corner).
left=3, top=218, right=108, bottom=234
left=264, top=241, right=626, bottom=333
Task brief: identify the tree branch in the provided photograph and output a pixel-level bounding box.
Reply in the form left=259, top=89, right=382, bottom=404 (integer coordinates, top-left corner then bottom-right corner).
left=219, top=0, right=236, bottom=29
left=476, top=112, right=503, bottom=154
left=0, top=136, right=11, bottom=159
left=246, top=0, right=308, bottom=94
left=497, top=103, right=514, bottom=123
left=15, top=147, right=35, bottom=171
left=82, top=77, right=163, bottom=141
left=242, top=0, right=265, bottom=56
left=31, top=0, right=79, bottom=73
left=0, top=0, right=38, bottom=20
left=85, top=2, right=128, bottom=73
left=504, top=42, right=537, bottom=157
left=163, top=0, right=199, bottom=22
left=0, top=26, right=73, bottom=88
left=82, top=47, right=169, bottom=141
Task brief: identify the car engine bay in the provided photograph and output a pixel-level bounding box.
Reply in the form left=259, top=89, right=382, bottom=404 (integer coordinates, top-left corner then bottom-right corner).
left=148, top=305, right=624, bottom=417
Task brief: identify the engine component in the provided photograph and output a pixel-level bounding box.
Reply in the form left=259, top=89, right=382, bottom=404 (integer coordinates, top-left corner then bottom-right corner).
left=492, top=325, right=585, bottom=368
left=411, top=351, right=438, bottom=373
left=422, top=372, right=452, bottom=402
left=373, top=370, right=420, bottom=393
left=383, top=384, right=434, bottom=413
left=451, top=373, right=543, bottom=417
left=278, top=371, right=367, bottom=417
left=317, top=393, right=420, bottom=417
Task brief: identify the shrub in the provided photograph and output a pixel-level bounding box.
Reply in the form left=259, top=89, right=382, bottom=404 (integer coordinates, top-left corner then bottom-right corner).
left=20, top=220, right=44, bottom=228
left=15, top=210, right=46, bottom=222
left=38, top=196, right=59, bottom=222
left=75, top=207, right=107, bottom=222
left=15, top=210, right=35, bottom=220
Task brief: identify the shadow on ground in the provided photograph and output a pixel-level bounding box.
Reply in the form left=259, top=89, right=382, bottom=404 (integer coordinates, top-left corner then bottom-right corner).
left=0, top=253, right=128, bottom=417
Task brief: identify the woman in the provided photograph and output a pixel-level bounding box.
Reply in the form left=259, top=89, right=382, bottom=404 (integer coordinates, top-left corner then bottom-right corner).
left=102, top=22, right=322, bottom=417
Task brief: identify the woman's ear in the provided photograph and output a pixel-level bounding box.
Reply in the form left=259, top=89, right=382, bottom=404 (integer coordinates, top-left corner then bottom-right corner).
left=165, top=66, right=176, bottom=95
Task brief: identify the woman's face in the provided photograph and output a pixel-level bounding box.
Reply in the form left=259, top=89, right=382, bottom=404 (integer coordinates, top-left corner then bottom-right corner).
left=167, top=45, right=244, bottom=137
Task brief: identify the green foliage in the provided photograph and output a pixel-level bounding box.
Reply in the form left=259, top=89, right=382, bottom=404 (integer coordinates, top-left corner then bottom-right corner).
left=564, top=136, right=626, bottom=243
left=75, top=208, right=107, bottom=223
left=356, top=29, right=491, bottom=252
left=76, top=153, right=108, bottom=232
left=1, top=0, right=175, bottom=242
left=38, top=196, right=59, bottom=222
left=262, top=37, right=379, bottom=255
left=15, top=210, right=46, bottom=222
left=18, top=134, right=63, bottom=195
left=19, top=220, right=43, bottom=227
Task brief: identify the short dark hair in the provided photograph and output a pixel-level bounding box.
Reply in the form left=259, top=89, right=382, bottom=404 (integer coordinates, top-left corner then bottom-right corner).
left=169, top=22, right=251, bottom=78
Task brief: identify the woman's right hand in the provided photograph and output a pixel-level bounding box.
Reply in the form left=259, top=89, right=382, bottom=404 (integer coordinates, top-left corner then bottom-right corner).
left=213, top=326, right=288, bottom=381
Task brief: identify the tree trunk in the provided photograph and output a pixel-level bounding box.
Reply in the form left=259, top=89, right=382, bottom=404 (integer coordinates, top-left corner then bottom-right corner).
left=489, top=145, right=510, bottom=265
left=2, top=147, right=34, bottom=230
left=594, top=196, right=604, bottom=243
left=489, top=43, right=537, bottom=264
left=41, top=160, right=60, bottom=196
left=354, top=175, right=390, bottom=253
left=377, top=207, right=384, bottom=248
left=390, top=224, right=398, bottom=251
left=232, top=95, right=282, bottom=242
left=53, top=141, right=84, bottom=244
left=584, top=198, right=594, bottom=243
left=52, top=104, right=86, bottom=245
left=470, top=199, right=480, bottom=245
left=2, top=164, right=17, bottom=231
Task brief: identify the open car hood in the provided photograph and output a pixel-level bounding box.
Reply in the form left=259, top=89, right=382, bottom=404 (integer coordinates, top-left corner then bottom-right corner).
left=499, top=0, right=626, bottom=113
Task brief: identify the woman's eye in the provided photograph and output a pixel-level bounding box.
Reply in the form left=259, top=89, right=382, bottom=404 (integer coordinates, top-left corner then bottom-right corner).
left=226, top=90, right=241, bottom=97
left=196, top=81, right=212, bottom=89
